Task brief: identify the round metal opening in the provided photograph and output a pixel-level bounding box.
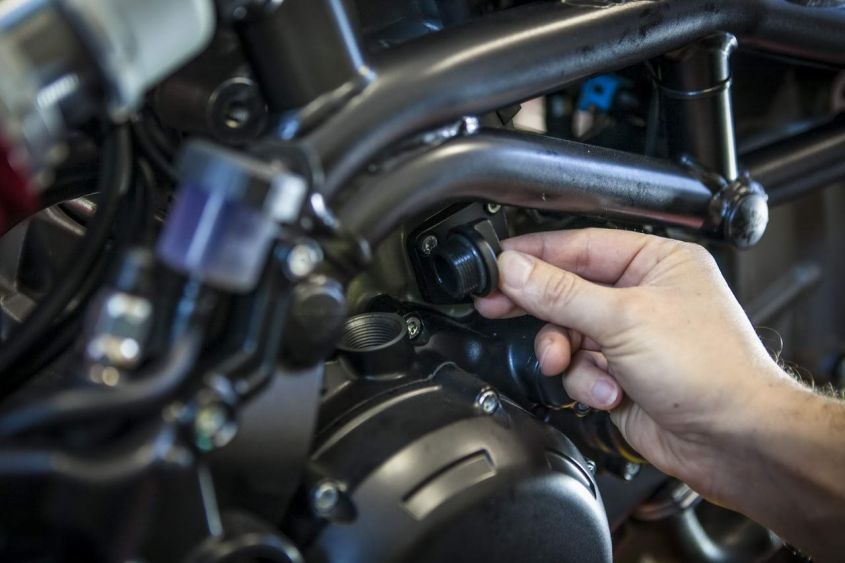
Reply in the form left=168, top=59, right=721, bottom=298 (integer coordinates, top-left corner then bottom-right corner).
left=339, top=313, right=407, bottom=352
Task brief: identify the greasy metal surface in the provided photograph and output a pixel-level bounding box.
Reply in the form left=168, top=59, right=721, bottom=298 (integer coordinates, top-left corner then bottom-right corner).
left=308, top=0, right=845, bottom=199
left=338, top=129, right=714, bottom=246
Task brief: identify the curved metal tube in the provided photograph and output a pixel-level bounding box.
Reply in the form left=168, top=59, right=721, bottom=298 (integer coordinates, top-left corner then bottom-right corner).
left=309, top=0, right=845, bottom=199
left=338, top=130, right=714, bottom=246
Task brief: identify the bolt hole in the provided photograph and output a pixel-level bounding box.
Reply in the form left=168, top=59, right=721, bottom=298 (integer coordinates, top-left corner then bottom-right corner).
left=223, top=101, right=251, bottom=129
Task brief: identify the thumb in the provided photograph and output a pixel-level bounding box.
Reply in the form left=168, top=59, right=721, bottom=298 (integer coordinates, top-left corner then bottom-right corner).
left=497, top=250, right=621, bottom=342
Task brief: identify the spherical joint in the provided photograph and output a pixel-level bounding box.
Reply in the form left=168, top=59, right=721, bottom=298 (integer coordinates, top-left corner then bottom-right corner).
left=725, top=191, right=769, bottom=249
left=432, top=229, right=499, bottom=300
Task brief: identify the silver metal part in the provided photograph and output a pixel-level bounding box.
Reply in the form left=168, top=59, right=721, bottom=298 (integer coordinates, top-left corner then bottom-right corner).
left=0, top=2, right=80, bottom=182
left=475, top=388, right=500, bottom=415
left=311, top=479, right=342, bottom=517
left=85, top=291, right=154, bottom=370
left=61, top=0, right=216, bottom=119
left=405, top=316, right=422, bottom=340
left=0, top=0, right=215, bottom=186
left=419, top=235, right=439, bottom=256
left=286, top=242, right=324, bottom=280
left=193, top=377, right=239, bottom=452
left=622, top=462, right=642, bottom=482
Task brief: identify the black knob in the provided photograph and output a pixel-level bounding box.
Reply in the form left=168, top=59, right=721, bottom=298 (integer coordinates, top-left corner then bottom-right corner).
left=433, top=228, right=499, bottom=300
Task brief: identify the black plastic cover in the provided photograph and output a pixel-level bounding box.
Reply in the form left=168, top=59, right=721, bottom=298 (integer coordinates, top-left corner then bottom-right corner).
left=296, top=359, right=612, bottom=563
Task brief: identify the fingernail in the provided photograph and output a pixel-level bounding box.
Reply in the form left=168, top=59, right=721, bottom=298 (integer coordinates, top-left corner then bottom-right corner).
left=500, top=251, right=533, bottom=289
left=591, top=378, right=619, bottom=408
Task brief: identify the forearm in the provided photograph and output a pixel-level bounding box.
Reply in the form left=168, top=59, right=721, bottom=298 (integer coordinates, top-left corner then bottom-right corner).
left=718, top=375, right=845, bottom=561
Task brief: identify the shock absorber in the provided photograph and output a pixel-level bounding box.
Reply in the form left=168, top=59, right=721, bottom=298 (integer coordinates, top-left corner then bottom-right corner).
left=0, top=0, right=215, bottom=227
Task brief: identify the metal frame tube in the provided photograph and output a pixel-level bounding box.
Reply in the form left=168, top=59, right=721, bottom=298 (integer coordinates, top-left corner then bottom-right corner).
left=237, top=0, right=369, bottom=113
left=308, top=0, right=845, bottom=200
left=338, top=130, right=715, bottom=246
left=744, top=116, right=845, bottom=206
left=653, top=33, right=740, bottom=181
left=338, top=116, right=845, bottom=249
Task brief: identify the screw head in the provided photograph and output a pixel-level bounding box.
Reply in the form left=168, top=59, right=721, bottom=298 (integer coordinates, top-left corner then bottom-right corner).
left=193, top=395, right=237, bottom=453
left=406, top=316, right=422, bottom=339
left=286, top=242, right=323, bottom=279
left=485, top=203, right=502, bottom=215
left=476, top=388, right=500, bottom=415
left=195, top=403, right=227, bottom=441
left=419, top=235, right=439, bottom=256
left=311, top=480, right=342, bottom=516
left=585, top=459, right=598, bottom=476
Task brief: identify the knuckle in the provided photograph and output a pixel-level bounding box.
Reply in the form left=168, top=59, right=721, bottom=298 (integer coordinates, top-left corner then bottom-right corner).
left=541, top=270, right=578, bottom=306
left=678, top=241, right=712, bottom=263
left=681, top=242, right=721, bottom=276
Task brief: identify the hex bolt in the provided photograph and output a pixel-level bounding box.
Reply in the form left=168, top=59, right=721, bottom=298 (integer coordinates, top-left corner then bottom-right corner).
left=286, top=242, right=323, bottom=279
left=405, top=316, right=422, bottom=339
left=311, top=479, right=342, bottom=517
left=419, top=235, right=439, bottom=256
left=476, top=388, right=500, bottom=415
left=485, top=203, right=502, bottom=215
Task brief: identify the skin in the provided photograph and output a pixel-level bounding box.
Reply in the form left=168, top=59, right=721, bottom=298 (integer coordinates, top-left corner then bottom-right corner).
left=474, top=228, right=845, bottom=562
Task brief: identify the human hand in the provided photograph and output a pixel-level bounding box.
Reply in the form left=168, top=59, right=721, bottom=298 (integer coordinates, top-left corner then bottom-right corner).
left=474, top=228, right=798, bottom=501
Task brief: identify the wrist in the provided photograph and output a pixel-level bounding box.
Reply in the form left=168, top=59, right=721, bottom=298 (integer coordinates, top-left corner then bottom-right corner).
left=693, top=361, right=807, bottom=503
left=711, top=365, right=844, bottom=506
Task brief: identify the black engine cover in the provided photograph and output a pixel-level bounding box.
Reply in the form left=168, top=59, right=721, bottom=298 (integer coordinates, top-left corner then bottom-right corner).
left=299, top=354, right=613, bottom=563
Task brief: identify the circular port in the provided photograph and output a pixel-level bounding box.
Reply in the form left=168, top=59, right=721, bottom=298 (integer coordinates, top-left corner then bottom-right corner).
left=340, top=313, right=406, bottom=351
left=337, top=313, right=413, bottom=376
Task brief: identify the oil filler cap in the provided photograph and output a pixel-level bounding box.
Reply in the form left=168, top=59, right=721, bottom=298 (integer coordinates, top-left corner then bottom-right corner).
left=433, top=224, right=501, bottom=300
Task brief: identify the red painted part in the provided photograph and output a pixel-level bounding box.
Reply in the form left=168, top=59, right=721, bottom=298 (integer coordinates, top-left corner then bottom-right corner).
left=0, top=136, right=37, bottom=234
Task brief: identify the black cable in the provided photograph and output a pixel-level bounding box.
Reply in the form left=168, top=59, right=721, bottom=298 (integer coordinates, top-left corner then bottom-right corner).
left=131, top=118, right=179, bottom=184
left=0, top=330, right=201, bottom=439
left=0, top=127, right=133, bottom=394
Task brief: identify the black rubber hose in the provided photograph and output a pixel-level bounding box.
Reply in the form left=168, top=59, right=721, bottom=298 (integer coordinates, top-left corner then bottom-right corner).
left=131, top=119, right=179, bottom=184
left=0, top=330, right=201, bottom=439
left=0, top=127, right=133, bottom=393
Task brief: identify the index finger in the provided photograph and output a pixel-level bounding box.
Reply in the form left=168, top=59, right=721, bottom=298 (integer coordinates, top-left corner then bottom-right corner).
left=502, top=228, right=667, bottom=287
